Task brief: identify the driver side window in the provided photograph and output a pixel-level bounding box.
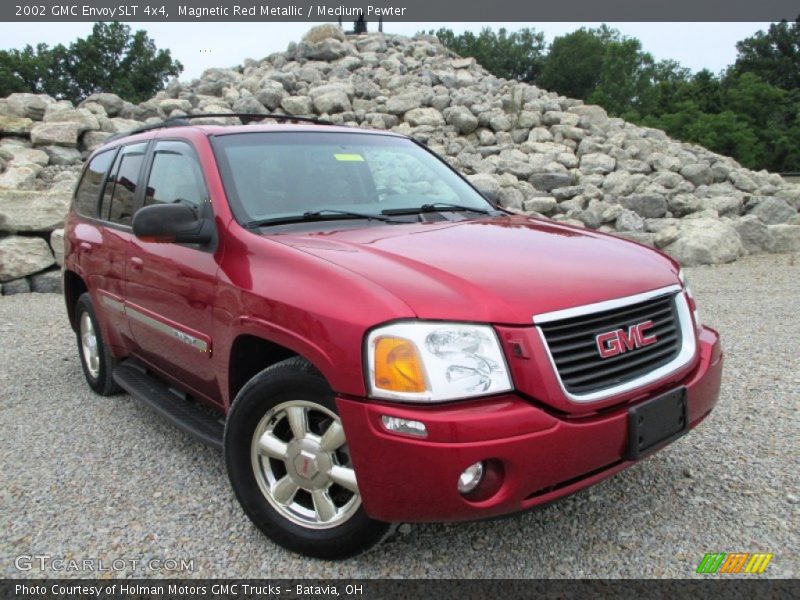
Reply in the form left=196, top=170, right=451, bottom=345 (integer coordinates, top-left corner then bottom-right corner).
left=144, top=141, right=208, bottom=208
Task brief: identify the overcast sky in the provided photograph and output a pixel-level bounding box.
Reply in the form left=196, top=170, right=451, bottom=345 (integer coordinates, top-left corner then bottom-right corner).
left=2, top=22, right=771, bottom=81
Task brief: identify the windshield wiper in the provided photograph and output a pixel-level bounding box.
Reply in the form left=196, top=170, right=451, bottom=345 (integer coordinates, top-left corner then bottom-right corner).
left=245, top=208, right=396, bottom=228
left=381, top=202, right=493, bottom=216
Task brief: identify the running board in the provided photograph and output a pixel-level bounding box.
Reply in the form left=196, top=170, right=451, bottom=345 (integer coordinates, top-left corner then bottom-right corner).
left=113, top=360, right=224, bottom=450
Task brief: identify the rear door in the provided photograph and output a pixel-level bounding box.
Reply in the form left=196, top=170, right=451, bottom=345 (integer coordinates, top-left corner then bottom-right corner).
left=125, top=139, right=221, bottom=406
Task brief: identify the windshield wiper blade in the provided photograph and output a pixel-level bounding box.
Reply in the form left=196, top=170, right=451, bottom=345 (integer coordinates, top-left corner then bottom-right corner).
left=381, top=202, right=492, bottom=216
left=244, top=208, right=395, bottom=228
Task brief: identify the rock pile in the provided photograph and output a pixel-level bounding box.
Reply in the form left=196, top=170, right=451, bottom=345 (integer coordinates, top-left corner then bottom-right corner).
left=1, top=24, right=798, bottom=294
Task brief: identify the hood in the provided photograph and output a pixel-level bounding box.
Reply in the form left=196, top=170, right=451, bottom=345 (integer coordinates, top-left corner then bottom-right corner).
left=270, top=215, right=679, bottom=325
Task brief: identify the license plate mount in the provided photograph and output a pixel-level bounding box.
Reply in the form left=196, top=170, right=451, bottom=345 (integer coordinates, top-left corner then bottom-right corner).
left=627, top=387, right=688, bottom=460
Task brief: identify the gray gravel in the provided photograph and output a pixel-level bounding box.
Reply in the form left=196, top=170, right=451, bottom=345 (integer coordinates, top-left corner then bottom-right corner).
left=1, top=254, right=798, bottom=579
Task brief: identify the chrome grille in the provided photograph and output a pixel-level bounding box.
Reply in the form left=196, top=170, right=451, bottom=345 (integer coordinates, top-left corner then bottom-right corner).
left=538, top=291, right=683, bottom=396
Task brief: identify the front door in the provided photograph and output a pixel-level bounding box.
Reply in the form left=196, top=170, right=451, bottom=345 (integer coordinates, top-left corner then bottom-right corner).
left=125, top=140, right=221, bottom=406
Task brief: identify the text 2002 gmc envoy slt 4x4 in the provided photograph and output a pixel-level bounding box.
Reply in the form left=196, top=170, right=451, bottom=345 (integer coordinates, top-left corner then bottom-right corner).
left=62, top=115, right=722, bottom=559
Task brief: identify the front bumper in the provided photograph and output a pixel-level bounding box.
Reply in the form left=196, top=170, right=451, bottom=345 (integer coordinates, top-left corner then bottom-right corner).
left=336, top=326, right=722, bottom=522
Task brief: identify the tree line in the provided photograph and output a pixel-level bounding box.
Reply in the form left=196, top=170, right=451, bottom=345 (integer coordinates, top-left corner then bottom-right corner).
left=0, top=22, right=182, bottom=105
left=431, top=21, right=800, bottom=173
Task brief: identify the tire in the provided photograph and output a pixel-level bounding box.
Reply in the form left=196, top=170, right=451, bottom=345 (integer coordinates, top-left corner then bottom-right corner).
left=224, top=356, right=390, bottom=559
left=74, top=293, right=121, bottom=396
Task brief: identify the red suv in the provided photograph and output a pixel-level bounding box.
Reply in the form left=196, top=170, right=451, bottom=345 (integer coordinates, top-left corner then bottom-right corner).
left=63, top=115, right=722, bottom=559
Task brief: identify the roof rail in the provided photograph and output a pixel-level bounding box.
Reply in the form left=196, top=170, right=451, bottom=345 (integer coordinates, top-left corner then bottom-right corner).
left=105, top=113, right=336, bottom=143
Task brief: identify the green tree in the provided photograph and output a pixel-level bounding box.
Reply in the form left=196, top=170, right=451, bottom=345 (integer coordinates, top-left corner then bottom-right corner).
left=732, top=18, right=800, bottom=91
left=0, top=22, right=182, bottom=103
left=537, top=27, right=612, bottom=99
left=429, top=27, right=546, bottom=82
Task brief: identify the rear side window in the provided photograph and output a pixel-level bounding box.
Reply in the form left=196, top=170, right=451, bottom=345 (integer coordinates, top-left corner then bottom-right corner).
left=144, top=141, right=208, bottom=208
left=74, top=150, right=115, bottom=217
left=100, top=143, right=147, bottom=226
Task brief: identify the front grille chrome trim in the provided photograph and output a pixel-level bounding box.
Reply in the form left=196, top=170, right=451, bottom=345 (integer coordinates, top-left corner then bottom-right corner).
left=533, top=285, right=696, bottom=403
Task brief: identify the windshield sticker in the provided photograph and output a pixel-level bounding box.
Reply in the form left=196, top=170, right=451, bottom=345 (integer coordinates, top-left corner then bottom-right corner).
left=334, top=153, right=365, bottom=162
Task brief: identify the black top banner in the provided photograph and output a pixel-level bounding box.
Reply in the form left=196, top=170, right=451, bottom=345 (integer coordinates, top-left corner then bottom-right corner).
left=0, top=0, right=797, bottom=22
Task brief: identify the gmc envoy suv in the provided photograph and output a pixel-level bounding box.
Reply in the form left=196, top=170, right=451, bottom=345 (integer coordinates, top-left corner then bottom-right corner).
left=62, top=114, right=723, bottom=558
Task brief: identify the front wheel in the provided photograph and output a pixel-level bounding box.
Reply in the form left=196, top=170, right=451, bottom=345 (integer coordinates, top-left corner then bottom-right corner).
left=224, top=357, right=390, bottom=559
left=74, top=293, right=121, bottom=396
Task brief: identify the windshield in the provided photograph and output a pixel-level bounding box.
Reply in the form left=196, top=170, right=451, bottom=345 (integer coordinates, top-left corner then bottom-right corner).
left=212, top=131, right=495, bottom=225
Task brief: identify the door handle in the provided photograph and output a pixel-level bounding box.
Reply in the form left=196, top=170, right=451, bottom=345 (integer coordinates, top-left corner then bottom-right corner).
left=129, top=257, right=144, bottom=272
left=79, top=242, right=92, bottom=254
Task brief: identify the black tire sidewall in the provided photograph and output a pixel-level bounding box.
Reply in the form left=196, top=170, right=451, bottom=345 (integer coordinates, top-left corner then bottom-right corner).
left=74, top=293, right=119, bottom=396
left=224, top=358, right=389, bottom=559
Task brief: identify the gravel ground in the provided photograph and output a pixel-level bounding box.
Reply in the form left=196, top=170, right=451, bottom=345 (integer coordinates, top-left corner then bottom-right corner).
left=1, top=253, right=798, bottom=579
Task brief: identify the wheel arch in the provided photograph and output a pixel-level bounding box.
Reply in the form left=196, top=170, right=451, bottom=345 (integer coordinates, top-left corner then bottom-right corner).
left=63, top=269, right=88, bottom=331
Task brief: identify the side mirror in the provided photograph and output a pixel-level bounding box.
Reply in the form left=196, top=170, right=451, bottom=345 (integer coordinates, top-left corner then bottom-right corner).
left=132, top=203, right=213, bottom=245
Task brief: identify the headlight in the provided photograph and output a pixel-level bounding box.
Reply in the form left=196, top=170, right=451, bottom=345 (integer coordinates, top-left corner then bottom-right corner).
left=678, top=269, right=702, bottom=330
left=365, top=322, right=513, bottom=402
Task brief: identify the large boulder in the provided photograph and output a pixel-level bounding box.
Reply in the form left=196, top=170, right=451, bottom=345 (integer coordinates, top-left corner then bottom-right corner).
left=0, top=189, right=72, bottom=232
left=82, top=93, right=124, bottom=117
left=404, top=107, right=445, bottom=128
left=30, top=122, right=80, bottom=147
left=0, top=115, right=34, bottom=135
left=765, top=224, right=800, bottom=253
left=663, top=219, right=743, bottom=266
left=0, top=235, right=55, bottom=281
left=6, top=93, right=53, bottom=119
left=747, top=197, right=796, bottom=225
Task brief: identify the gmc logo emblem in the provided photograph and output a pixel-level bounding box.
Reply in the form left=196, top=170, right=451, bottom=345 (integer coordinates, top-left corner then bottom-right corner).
left=595, top=320, right=657, bottom=358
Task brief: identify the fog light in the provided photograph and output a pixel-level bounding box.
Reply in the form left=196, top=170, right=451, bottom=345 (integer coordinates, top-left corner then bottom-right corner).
left=458, top=461, right=485, bottom=494
left=381, top=415, right=427, bottom=438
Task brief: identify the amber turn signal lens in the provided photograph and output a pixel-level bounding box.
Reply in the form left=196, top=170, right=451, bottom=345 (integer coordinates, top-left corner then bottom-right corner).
left=373, top=336, right=427, bottom=393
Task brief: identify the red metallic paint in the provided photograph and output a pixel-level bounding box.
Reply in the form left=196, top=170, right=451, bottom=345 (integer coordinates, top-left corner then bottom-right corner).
left=64, top=124, right=723, bottom=524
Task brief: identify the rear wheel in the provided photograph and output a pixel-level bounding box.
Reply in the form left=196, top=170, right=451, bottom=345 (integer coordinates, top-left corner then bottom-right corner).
left=74, top=293, right=121, bottom=396
left=224, top=357, right=390, bottom=559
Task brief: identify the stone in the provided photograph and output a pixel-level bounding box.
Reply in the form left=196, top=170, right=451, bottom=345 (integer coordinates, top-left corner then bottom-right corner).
left=404, top=107, right=444, bottom=128
left=569, top=104, right=608, bottom=126
left=619, top=194, right=668, bottom=219
left=82, top=131, right=112, bottom=151
left=0, top=190, right=72, bottom=232
left=0, top=235, right=54, bottom=281
left=680, top=163, right=713, bottom=187
left=654, top=226, right=680, bottom=248
left=668, top=193, right=705, bottom=217
left=30, top=122, right=80, bottom=147
left=663, top=219, right=743, bottom=266
left=445, top=106, right=478, bottom=135
left=748, top=197, right=795, bottom=225
left=30, top=269, right=62, bottom=293
left=0, top=115, right=34, bottom=135
left=83, top=93, right=124, bottom=117
left=0, top=145, right=49, bottom=168
left=386, top=92, right=424, bottom=115
left=302, top=23, right=346, bottom=43
left=281, top=95, right=313, bottom=115
left=6, top=93, right=53, bottom=119
left=42, top=146, right=82, bottom=166
left=765, top=224, right=800, bottom=253
left=614, top=231, right=656, bottom=247
left=615, top=209, right=646, bottom=232
left=497, top=187, right=524, bottom=210
left=0, top=167, right=37, bottom=190
left=50, top=228, right=65, bottom=266
left=100, top=117, right=142, bottom=134
left=309, top=85, right=351, bottom=114
left=467, top=173, right=500, bottom=199
left=729, top=171, right=758, bottom=193
left=580, top=152, right=615, bottom=174
left=734, top=215, right=770, bottom=253
left=43, top=107, right=100, bottom=133
left=1, top=277, right=30, bottom=295
left=523, top=196, right=557, bottom=215
left=529, top=173, right=573, bottom=192
left=649, top=152, right=682, bottom=172
left=254, top=80, right=287, bottom=110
